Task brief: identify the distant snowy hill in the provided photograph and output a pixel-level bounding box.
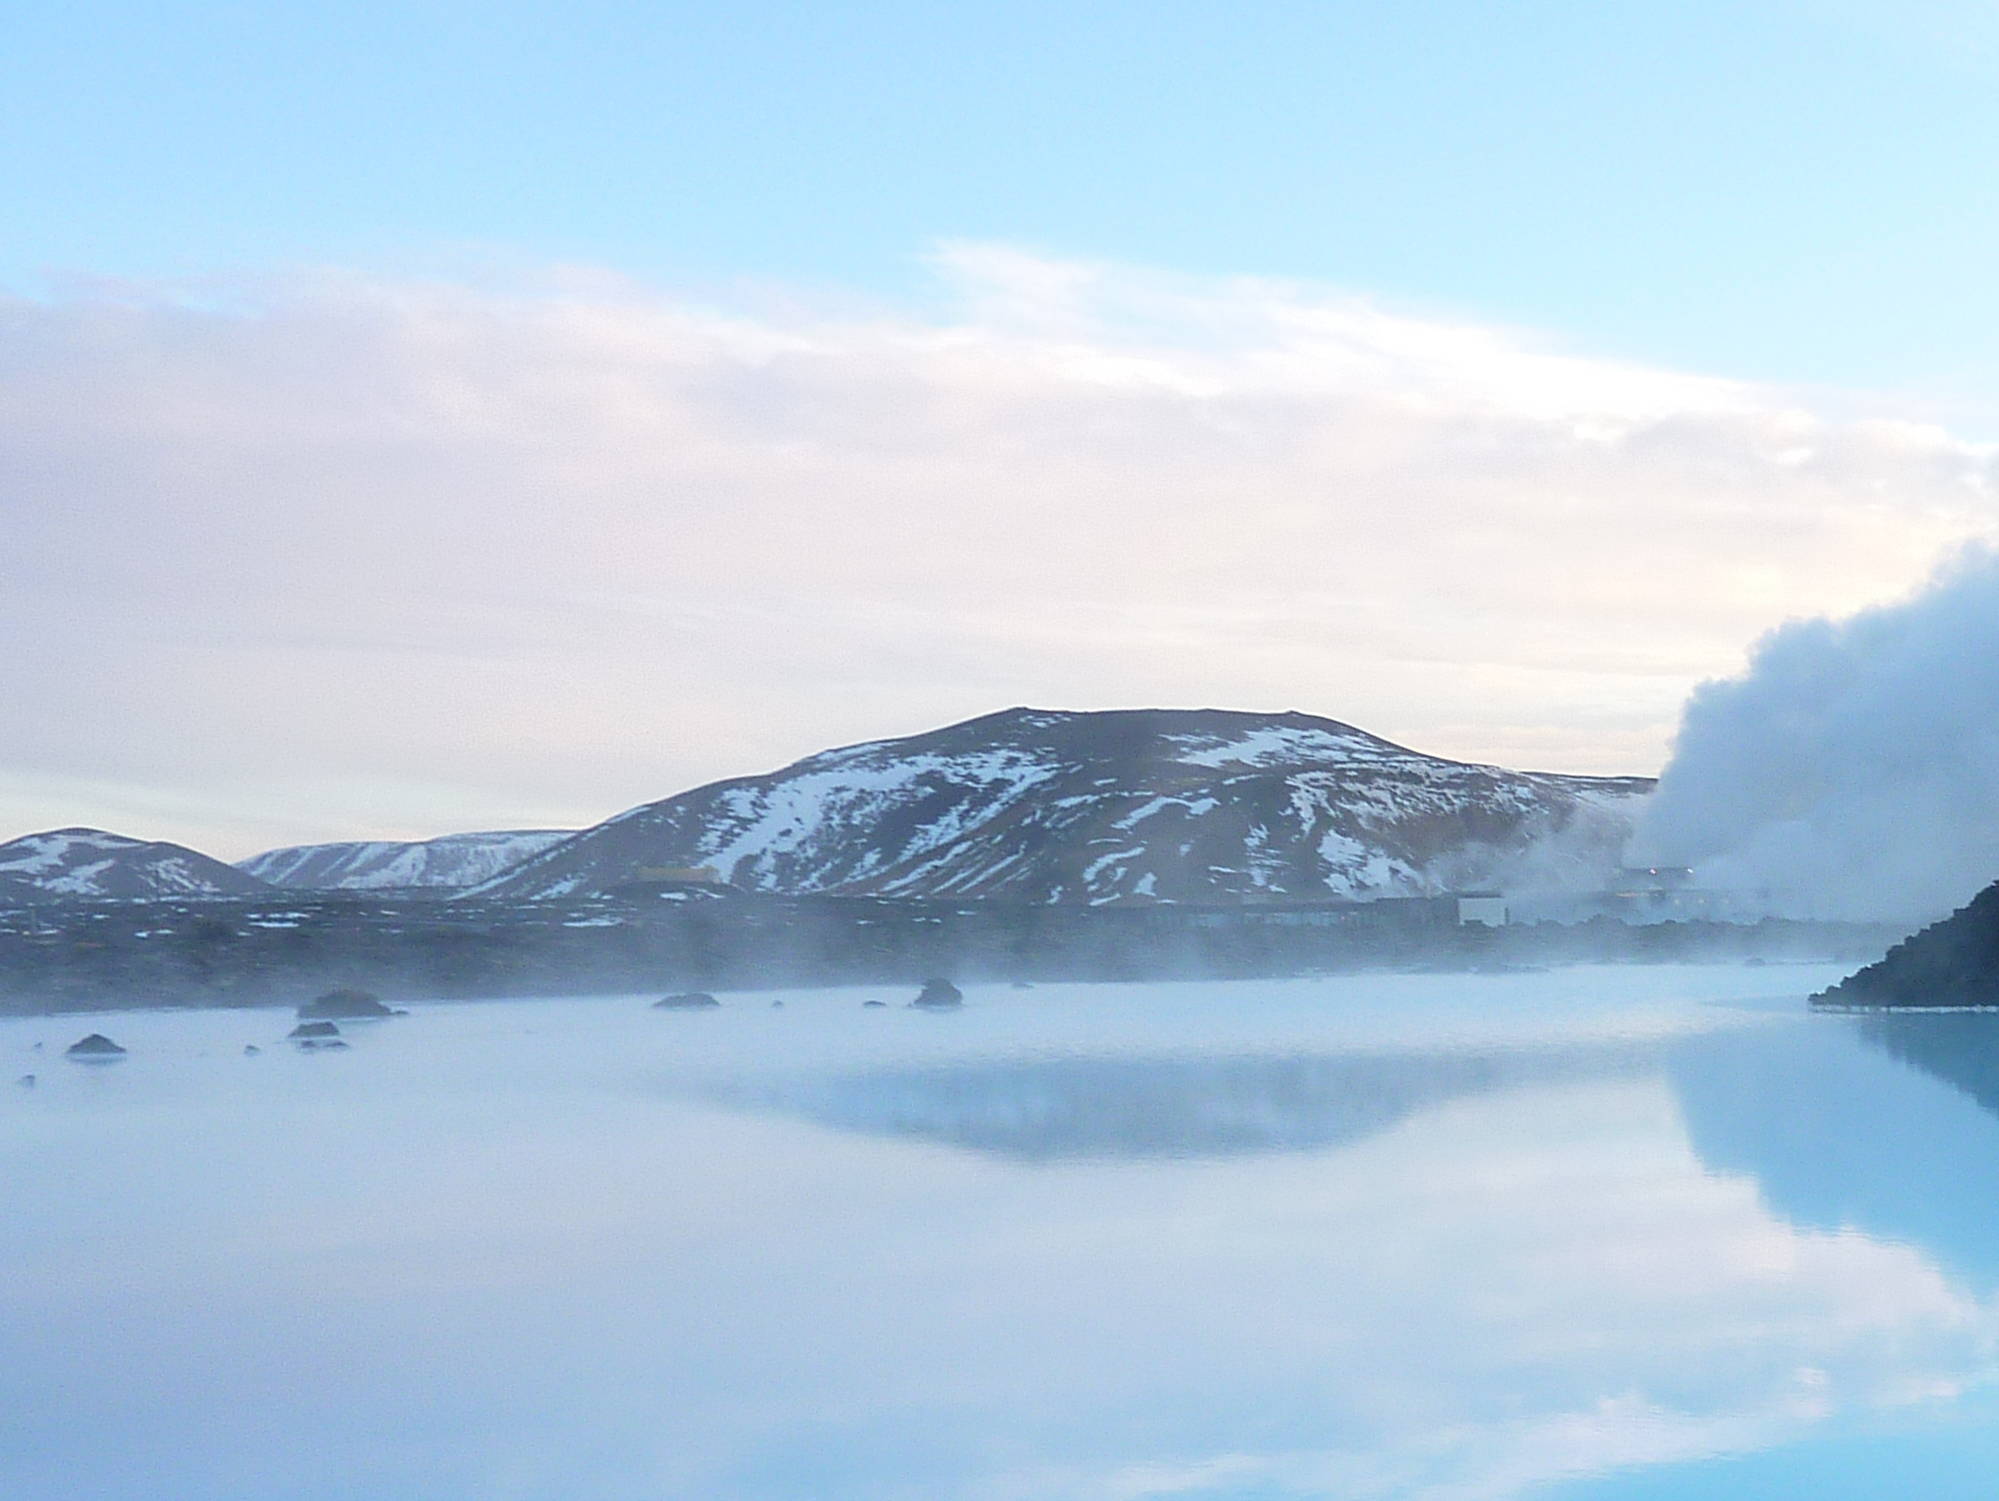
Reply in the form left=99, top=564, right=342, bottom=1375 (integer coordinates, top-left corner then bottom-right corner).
left=471, top=708, right=1652, bottom=905
left=0, top=828, right=274, bottom=903
left=239, top=829, right=572, bottom=892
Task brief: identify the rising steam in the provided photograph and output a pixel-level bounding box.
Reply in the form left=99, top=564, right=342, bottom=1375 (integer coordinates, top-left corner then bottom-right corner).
left=1635, top=546, right=1999, bottom=923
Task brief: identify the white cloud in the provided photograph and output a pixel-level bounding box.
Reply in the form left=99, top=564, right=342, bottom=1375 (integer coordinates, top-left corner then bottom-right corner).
left=2, top=250, right=1994, bottom=855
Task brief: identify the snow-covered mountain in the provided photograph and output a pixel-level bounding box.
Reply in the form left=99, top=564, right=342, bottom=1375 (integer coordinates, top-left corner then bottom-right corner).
left=471, top=708, right=1653, bottom=904
left=0, top=828, right=274, bottom=904
left=238, top=829, right=572, bottom=892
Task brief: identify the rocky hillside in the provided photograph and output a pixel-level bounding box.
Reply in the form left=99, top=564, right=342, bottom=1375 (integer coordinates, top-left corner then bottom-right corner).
left=0, top=828, right=274, bottom=904
left=471, top=708, right=1652, bottom=905
left=1814, top=881, right=1999, bottom=1009
left=239, top=829, right=572, bottom=892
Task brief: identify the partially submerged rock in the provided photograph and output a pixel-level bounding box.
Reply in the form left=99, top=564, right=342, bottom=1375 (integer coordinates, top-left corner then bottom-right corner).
left=15, top=1074, right=33, bottom=1088
left=298, top=988, right=397, bottom=1020
left=65, top=1033, right=126, bottom=1059
left=1815, top=881, right=1999, bottom=1010
left=862, top=999, right=888, bottom=1008
left=653, top=992, right=721, bottom=1009
left=911, top=978, right=964, bottom=1009
left=243, top=1044, right=261, bottom=1057
left=297, top=1037, right=350, bottom=1051
left=288, top=1021, right=341, bottom=1040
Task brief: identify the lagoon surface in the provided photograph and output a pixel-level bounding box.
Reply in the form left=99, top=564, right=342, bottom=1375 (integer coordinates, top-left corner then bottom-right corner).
left=8, top=965, right=1999, bottom=1500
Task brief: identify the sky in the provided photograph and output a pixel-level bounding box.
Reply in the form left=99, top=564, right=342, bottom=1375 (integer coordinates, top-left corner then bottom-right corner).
left=7, top=0, right=1999, bottom=858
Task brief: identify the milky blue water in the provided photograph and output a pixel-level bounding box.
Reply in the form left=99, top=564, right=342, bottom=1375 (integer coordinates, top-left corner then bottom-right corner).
left=6, top=965, right=1999, bottom=1500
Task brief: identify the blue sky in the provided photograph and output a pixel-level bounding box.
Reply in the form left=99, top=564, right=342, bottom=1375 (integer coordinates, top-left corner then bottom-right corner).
left=9, top=0, right=1999, bottom=404
left=8, top=1, right=1999, bottom=853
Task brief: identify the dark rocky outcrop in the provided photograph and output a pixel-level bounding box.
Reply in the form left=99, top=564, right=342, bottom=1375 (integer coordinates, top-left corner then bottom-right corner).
left=1815, top=882, right=1999, bottom=1009
left=653, top=991, right=721, bottom=1009
left=243, top=1044, right=261, bottom=1056
left=288, top=1021, right=341, bottom=1039
left=862, top=999, right=887, bottom=1008
left=65, top=1033, right=126, bottom=1057
left=298, top=988, right=397, bottom=1020
left=297, top=1037, right=350, bottom=1051
left=912, top=977, right=963, bottom=1009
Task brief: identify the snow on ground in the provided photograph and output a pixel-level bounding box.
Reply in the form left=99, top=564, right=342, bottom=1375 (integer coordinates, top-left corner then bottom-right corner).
left=1164, top=722, right=1400, bottom=769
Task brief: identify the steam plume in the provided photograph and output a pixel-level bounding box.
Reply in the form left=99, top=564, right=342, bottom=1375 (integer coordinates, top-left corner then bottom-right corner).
left=1636, top=546, right=1999, bottom=922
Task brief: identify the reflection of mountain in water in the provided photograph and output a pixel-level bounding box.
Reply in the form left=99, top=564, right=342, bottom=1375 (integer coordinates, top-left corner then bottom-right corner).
left=766, top=1043, right=1654, bottom=1162
left=1671, top=1016, right=1999, bottom=1291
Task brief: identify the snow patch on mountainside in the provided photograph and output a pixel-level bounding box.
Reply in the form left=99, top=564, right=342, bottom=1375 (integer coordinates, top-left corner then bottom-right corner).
left=1165, top=722, right=1403, bottom=770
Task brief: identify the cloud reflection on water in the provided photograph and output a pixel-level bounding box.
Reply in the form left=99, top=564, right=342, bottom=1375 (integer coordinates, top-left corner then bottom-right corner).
left=4, top=971, right=1999, bottom=1500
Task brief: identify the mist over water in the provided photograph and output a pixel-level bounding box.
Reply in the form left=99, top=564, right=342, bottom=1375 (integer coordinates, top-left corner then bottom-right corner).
left=1635, top=547, right=1999, bottom=923
left=10, top=970, right=1999, bottom=1500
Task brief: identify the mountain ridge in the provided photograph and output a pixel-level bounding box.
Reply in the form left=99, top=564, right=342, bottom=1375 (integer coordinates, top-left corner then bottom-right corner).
left=471, top=706, right=1652, bottom=905
left=0, top=708, right=1654, bottom=907
left=238, top=829, right=572, bottom=892
left=0, top=828, right=274, bottom=903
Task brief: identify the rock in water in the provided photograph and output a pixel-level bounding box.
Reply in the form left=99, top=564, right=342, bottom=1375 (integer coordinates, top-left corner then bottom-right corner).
left=297, top=1038, right=350, bottom=1051
left=298, top=988, right=397, bottom=1020
left=288, top=1021, right=342, bottom=1040
left=243, top=1044, right=261, bottom=1057
left=65, top=1033, right=127, bottom=1058
left=15, top=1074, right=33, bottom=1088
left=912, top=978, right=964, bottom=1009
left=653, top=992, right=721, bottom=1009
left=862, top=999, right=888, bottom=1008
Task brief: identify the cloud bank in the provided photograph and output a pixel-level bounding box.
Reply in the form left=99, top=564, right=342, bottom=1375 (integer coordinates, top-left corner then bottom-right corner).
left=1638, top=546, right=1999, bottom=922
left=3, top=247, right=1994, bottom=856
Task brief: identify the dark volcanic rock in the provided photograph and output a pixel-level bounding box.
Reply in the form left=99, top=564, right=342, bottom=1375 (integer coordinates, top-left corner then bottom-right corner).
left=299, top=988, right=396, bottom=1020
left=288, top=1021, right=342, bottom=1039
left=1816, top=882, right=1999, bottom=1010
left=912, top=978, right=963, bottom=1009
left=65, top=1033, right=126, bottom=1058
left=654, top=991, right=721, bottom=1009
